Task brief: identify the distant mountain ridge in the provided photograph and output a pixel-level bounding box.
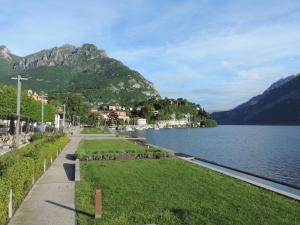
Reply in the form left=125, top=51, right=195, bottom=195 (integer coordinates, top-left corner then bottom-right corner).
left=212, top=74, right=300, bottom=125
left=0, top=44, right=160, bottom=104
left=264, top=75, right=295, bottom=93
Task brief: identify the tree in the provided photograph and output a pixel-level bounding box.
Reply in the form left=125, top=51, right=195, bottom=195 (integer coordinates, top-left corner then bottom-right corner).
left=86, top=112, right=104, bottom=127
left=130, top=97, right=217, bottom=127
left=0, top=83, right=55, bottom=122
left=107, top=110, right=119, bottom=126
left=64, top=93, right=90, bottom=124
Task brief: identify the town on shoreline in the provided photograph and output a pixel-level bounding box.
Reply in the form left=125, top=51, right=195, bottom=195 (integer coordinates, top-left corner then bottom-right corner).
left=0, top=83, right=216, bottom=150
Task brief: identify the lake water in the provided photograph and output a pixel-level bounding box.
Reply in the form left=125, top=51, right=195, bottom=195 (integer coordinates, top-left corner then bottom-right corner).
left=135, top=126, right=300, bottom=187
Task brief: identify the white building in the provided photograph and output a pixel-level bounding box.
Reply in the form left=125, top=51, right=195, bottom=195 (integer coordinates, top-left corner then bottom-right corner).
left=157, top=118, right=189, bottom=128
left=108, top=105, right=117, bottom=111
left=133, top=117, right=147, bottom=125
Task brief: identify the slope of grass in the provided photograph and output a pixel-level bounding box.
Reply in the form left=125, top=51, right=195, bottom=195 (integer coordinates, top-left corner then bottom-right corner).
left=80, top=127, right=111, bottom=134
left=76, top=159, right=300, bottom=225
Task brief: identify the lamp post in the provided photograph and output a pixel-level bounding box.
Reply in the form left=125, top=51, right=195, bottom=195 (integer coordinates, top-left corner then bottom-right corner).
left=11, top=75, right=28, bottom=147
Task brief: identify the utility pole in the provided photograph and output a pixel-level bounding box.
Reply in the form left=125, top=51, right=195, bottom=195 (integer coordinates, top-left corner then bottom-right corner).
left=11, top=75, right=28, bottom=147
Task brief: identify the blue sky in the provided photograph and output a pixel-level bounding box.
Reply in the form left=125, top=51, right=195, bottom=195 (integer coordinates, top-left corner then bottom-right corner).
left=1, top=0, right=300, bottom=111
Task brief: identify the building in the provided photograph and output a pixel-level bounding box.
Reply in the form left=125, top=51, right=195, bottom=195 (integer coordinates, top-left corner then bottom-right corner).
left=108, top=105, right=117, bottom=111
left=157, top=115, right=189, bottom=128
left=116, top=111, right=130, bottom=123
left=27, top=90, right=48, bottom=103
left=108, top=105, right=126, bottom=111
left=136, top=106, right=143, bottom=111
left=133, top=117, right=147, bottom=125
left=90, top=107, right=98, bottom=113
left=54, top=106, right=64, bottom=130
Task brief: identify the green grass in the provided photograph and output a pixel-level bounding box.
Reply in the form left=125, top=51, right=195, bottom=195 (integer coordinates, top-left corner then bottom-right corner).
left=75, top=140, right=172, bottom=160
left=80, top=127, right=111, bottom=134
left=76, top=159, right=300, bottom=225
left=77, top=139, right=146, bottom=153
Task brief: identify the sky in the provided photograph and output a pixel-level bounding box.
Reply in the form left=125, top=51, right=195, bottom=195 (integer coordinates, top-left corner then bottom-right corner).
left=1, top=0, right=300, bottom=111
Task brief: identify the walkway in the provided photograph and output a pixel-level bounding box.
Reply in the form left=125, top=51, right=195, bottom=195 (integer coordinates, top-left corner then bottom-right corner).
left=8, top=129, right=130, bottom=225
left=8, top=136, right=81, bottom=225
left=0, top=147, right=10, bottom=156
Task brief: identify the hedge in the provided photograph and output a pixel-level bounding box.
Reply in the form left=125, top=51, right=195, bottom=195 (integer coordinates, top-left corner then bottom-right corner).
left=0, top=134, right=68, bottom=225
left=0, top=138, right=46, bottom=173
left=75, top=149, right=174, bottom=161
left=0, top=178, right=9, bottom=225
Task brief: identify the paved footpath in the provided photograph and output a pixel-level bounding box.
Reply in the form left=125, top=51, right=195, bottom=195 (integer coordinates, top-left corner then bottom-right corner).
left=9, top=136, right=81, bottom=225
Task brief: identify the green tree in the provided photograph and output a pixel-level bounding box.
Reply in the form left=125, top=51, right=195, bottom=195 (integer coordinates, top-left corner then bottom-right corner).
left=0, top=83, right=55, bottom=122
left=86, top=112, right=104, bottom=127
left=64, top=93, right=90, bottom=124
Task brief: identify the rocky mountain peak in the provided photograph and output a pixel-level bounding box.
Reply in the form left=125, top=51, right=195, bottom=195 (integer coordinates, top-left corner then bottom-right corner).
left=12, top=43, right=108, bottom=70
left=0, top=45, right=12, bottom=61
left=0, top=43, right=160, bottom=105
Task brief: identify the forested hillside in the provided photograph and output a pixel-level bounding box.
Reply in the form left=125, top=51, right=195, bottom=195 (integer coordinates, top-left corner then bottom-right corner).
left=132, top=98, right=217, bottom=127
left=0, top=44, right=160, bottom=105
left=212, top=74, right=300, bottom=125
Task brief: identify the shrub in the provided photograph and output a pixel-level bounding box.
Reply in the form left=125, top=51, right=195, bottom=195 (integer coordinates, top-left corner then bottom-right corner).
left=0, top=178, right=9, bottom=225
left=5, top=158, right=35, bottom=208
left=0, top=138, right=48, bottom=173
left=75, top=149, right=174, bottom=161
left=30, top=132, right=45, bottom=141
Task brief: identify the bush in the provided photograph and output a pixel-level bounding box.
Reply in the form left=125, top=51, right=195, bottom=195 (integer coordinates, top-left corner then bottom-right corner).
left=0, top=134, right=68, bottom=225
left=0, top=178, right=9, bottom=225
left=4, top=158, right=35, bottom=208
left=75, top=149, right=174, bottom=161
left=30, top=132, right=45, bottom=141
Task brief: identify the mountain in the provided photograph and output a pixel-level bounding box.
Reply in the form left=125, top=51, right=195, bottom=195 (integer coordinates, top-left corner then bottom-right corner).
left=0, top=44, right=160, bottom=105
left=264, top=75, right=295, bottom=93
left=211, top=74, right=300, bottom=125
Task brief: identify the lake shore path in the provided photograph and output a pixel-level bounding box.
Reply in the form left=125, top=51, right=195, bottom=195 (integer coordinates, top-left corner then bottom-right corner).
left=8, top=135, right=81, bottom=225
left=8, top=128, right=124, bottom=225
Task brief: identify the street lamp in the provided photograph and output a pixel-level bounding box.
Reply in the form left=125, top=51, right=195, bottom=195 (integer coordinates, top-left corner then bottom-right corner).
left=11, top=75, right=29, bottom=147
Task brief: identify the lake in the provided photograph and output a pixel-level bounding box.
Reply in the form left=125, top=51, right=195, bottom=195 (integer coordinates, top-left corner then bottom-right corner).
left=135, top=125, right=300, bottom=187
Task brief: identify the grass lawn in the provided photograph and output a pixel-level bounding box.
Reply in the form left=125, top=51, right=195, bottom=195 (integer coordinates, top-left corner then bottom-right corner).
left=80, top=127, right=111, bottom=134
left=77, top=140, right=146, bottom=154
left=75, top=140, right=172, bottom=160
left=76, top=159, right=300, bottom=225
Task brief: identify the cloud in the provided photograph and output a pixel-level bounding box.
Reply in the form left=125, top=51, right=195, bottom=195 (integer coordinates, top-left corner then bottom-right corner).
left=108, top=2, right=300, bottom=111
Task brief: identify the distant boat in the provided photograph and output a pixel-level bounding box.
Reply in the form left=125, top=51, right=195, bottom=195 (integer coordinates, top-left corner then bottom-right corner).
left=154, top=127, right=160, bottom=130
